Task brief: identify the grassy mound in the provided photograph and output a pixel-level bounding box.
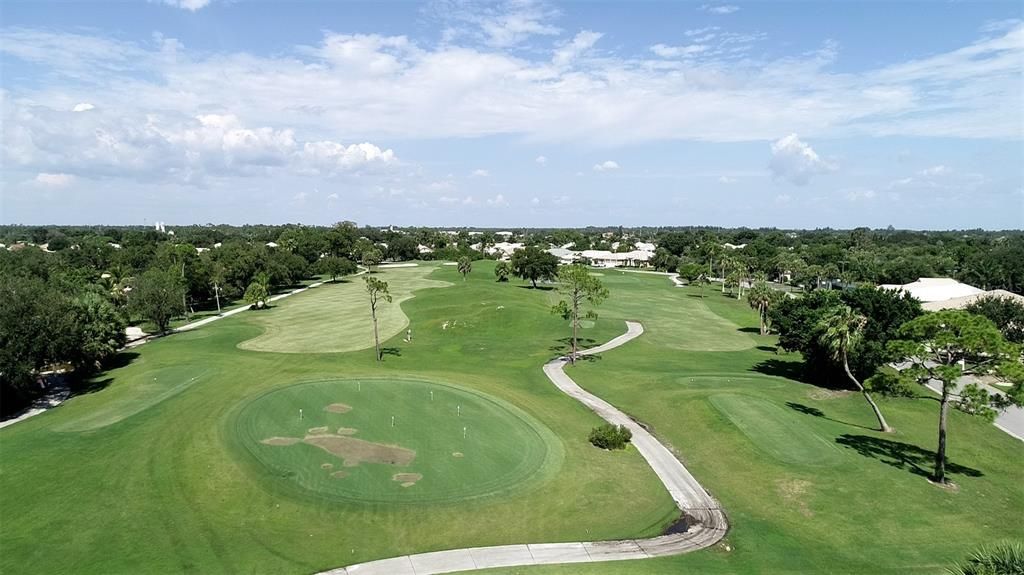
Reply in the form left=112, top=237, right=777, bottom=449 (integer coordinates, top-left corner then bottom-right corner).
left=237, top=265, right=451, bottom=354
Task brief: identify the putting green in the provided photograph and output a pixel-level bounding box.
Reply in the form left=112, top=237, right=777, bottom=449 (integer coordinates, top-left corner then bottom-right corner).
left=233, top=378, right=563, bottom=503
left=709, top=393, right=842, bottom=466
left=55, top=364, right=213, bottom=432
left=238, top=265, right=451, bottom=354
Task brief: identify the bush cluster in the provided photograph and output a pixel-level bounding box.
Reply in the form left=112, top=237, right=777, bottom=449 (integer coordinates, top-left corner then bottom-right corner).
left=588, top=423, right=632, bottom=450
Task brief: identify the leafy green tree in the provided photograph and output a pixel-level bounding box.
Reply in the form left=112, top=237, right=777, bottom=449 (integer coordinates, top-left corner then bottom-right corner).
left=128, top=267, right=185, bottom=333
left=361, top=247, right=383, bottom=274
left=494, top=261, right=511, bottom=282
left=364, top=276, right=392, bottom=361
left=965, top=294, right=1024, bottom=344
left=244, top=273, right=271, bottom=309
left=510, top=246, right=559, bottom=288
left=457, top=256, right=472, bottom=281
left=692, top=273, right=709, bottom=298
left=747, top=281, right=777, bottom=335
left=818, top=305, right=892, bottom=432
left=210, top=261, right=226, bottom=314
left=318, top=256, right=357, bottom=283
left=552, top=265, right=609, bottom=364
left=885, top=311, right=1023, bottom=483
left=67, top=292, right=127, bottom=371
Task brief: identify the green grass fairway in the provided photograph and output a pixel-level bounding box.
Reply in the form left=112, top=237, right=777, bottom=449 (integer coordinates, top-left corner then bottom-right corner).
left=709, top=393, right=843, bottom=466
left=579, top=271, right=755, bottom=352
left=238, top=265, right=451, bottom=353
left=0, top=261, right=675, bottom=574
left=54, top=363, right=214, bottom=432
left=234, top=378, right=562, bottom=503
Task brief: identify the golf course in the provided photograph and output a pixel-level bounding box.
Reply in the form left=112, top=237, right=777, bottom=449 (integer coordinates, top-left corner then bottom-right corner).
left=1, top=261, right=1021, bottom=574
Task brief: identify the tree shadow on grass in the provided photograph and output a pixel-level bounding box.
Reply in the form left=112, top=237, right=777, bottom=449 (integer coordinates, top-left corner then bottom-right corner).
left=516, top=285, right=555, bottom=291
left=750, top=358, right=808, bottom=382
left=738, top=326, right=761, bottom=334
left=380, top=347, right=402, bottom=357
left=835, top=434, right=983, bottom=479
left=756, top=345, right=778, bottom=353
left=786, top=402, right=876, bottom=431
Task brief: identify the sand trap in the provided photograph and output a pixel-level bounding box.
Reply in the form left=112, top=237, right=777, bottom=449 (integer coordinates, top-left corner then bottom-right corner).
left=392, top=473, right=422, bottom=487
left=330, top=470, right=349, bottom=479
left=303, top=434, right=416, bottom=467
left=308, top=426, right=329, bottom=434
left=452, top=452, right=464, bottom=458
left=321, top=463, right=334, bottom=469
left=261, top=437, right=300, bottom=446
left=324, top=403, right=352, bottom=414
left=337, top=427, right=358, bottom=435
left=379, top=263, right=419, bottom=268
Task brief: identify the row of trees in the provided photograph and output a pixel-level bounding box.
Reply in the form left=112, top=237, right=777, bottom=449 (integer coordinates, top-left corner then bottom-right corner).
left=765, top=285, right=1024, bottom=484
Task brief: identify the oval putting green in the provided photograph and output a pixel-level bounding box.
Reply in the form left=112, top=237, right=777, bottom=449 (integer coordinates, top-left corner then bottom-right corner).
left=233, top=378, right=562, bottom=503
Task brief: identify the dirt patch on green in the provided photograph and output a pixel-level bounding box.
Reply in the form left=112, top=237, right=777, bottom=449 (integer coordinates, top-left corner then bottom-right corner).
left=308, top=426, right=329, bottom=434
left=337, top=427, right=358, bottom=435
left=808, top=390, right=853, bottom=401
left=776, top=478, right=814, bottom=517
left=261, top=437, right=300, bottom=446
left=321, top=463, right=333, bottom=469
left=330, top=470, right=349, bottom=479
left=302, top=434, right=416, bottom=467
left=324, top=403, right=352, bottom=414
left=392, top=472, right=422, bottom=487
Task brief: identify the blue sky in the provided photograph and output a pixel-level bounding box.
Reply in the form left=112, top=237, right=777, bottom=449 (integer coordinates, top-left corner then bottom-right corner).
left=1, top=0, right=1022, bottom=229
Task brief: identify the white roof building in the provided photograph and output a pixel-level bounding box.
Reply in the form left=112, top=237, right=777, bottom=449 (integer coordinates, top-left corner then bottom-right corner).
left=919, top=289, right=1024, bottom=312
left=879, top=278, right=985, bottom=303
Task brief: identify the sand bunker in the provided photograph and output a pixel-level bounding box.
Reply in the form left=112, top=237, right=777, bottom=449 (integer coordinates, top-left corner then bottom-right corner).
left=392, top=472, right=422, bottom=487
left=308, top=426, right=329, bottom=434
left=321, top=463, right=333, bottom=469
left=301, top=434, right=416, bottom=467
left=452, top=452, right=464, bottom=458
left=324, top=403, right=352, bottom=414
left=261, top=437, right=300, bottom=446
left=337, top=427, right=358, bottom=435
left=330, top=470, right=349, bottom=479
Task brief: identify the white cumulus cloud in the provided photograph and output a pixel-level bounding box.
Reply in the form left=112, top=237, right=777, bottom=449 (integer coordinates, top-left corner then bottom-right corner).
left=35, top=172, right=75, bottom=186
left=72, top=102, right=94, bottom=112
left=768, top=134, right=836, bottom=185
left=593, top=160, right=620, bottom=172
left=535, top=155, right=547, bottom=166
left=701, top=4, right=739, bottom=14
left=718, top=175, right=737, bottom=184
left=162, top=0, right=211, bottom=11
left=471, top=168, right=490, bottom=177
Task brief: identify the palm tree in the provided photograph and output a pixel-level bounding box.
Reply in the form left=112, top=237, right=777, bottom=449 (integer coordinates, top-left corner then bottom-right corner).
left=457, top=257, right=472, bottom=281
left=818, top=305, right=892, bottom=433
left=694, top=273, right=708, bottom=298
left=746, top=281, right=775, bottom=335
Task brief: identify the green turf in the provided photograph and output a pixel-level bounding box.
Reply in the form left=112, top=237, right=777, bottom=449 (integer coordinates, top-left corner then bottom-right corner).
left=238, top=265, right=451, bottom=353
left=234, top=378, right=562, bottom=503
left=490, top=271, right=1024, bottom=574
left=708, top=393, right=843, bottom=466
left=0, top=261, right=674, bottom=574
left=2, top=263, right=1020, bottom=575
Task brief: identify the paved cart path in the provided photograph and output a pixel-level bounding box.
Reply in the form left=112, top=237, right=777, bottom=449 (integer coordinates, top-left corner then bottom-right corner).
left=319, top=321, right=727, bottom=575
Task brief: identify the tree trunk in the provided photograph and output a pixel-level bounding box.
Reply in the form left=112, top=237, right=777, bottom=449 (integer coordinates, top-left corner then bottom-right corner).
left=843, top=351, right=891, bottom=433
left=570, top=297, right=579, bottom=364
left=371, top=305, right=381, bottom=361
left=935, top=389, right=950, bottom=483
left=531, top=278, right=537, bottom=288
left=759, top=304, right=767, bottom=335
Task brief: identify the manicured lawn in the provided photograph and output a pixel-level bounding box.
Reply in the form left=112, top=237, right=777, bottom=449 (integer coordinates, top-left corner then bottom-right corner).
left=238, top=267, right=451, bottom=353
left=2, top=262, right=1020, bottom=574
left=0, top=261, right=673, bottom=574
left=498, top=271, right=1024, bottom=574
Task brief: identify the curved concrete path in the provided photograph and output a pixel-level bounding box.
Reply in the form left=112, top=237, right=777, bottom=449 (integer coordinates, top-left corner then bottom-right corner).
left=318, top=321, right=727, bottom=575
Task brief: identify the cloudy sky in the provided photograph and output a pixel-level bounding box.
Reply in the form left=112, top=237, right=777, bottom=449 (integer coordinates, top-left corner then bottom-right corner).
left=1, top=0, right=1022, bottom=228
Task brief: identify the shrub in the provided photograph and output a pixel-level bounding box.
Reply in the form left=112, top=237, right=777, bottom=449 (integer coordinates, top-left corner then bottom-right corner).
left=588, top=423, right=632, bottom=450
left=947, top=541, right=1024, bottom=575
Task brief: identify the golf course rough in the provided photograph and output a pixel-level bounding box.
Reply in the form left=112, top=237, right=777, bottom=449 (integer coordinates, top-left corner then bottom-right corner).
left=233, top=378, right=563, bottom=503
